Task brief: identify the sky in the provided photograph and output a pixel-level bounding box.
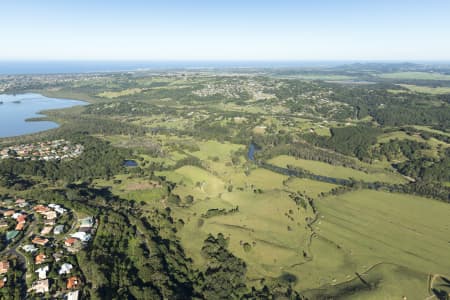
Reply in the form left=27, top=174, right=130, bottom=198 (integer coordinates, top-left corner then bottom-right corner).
left=1, top=0, right=450, bottom=61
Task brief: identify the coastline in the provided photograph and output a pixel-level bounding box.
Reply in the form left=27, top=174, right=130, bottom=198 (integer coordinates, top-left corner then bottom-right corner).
left=0, top=93, right=87, bottom=140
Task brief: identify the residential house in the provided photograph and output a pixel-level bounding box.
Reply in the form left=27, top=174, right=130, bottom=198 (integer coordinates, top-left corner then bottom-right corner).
left=14, top=214, right=26, bottom=231
left=22, top=244, right=38, bottom=253
left=33, top=205, right=50, bottom=214
left=32, top=237, right=49, bottom=246
left=49, top=204, right=67, bottom=214
left=59, top=263, right=73, bottom=275
left=41, top=211, right=57, bottom=220
left=35, top=253, right=47, bottom=265
left=15, top=222, right=25, bottom=231
left=12, top=213, right=22, bottom=220
left=0, top=261, right=9, bottom=274
left=6, top=230, right=19, bottom=241
left=35, top=265, right=49, bottom=280
left=40, top=226, right=53, bottom=235
left=28, top=279, right=49, bottom=294
left=44, top=219, right=56, bottom=226
left=54, top=206, right=67, bottom=214
left=65, top=290, right=79, bottom=300
left=66, top=276, right=80, bottom=289
left=16, top=215, right=26, bottom=223
left=14, top=198, right=26, bottom=206
left=54, top=225, right=64, bottom=235
left=64, top=238, right=78, bottom=247
left=3, top=210, right=15, bottom=217
left=71, top=232, right=91, bottom=242
left=0, top=277, right=5, bottom=289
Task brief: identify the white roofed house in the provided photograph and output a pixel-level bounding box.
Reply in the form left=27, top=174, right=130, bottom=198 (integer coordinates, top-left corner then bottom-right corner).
left=65, top=290, right=80, bottom=300
left=54, top=206, right=67, bottom=214
left=54, top=225, right=65, bottom=235
left=35, top=265, right=49, bottom=280
left=71, top=232, right=91, bottom=242
left=22, top=244, right=38, bottom=253
left=12, top=212, right=22, bottom=220
left=49, top=204, right=67, bottom=214
left=59, top=263, right=73, bottom=275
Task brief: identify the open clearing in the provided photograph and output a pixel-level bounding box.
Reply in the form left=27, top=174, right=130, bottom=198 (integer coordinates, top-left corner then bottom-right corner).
left=97, top=88, right=144, bottom=98
left=284, top=178, right=338, bottom=198
left=174, top=189, right=315, bottom=282
left=268, top=155, right=406, bottom=184
left=379, top=72, right=450, bottom=80
left=93, top=174, right=167, bottom=203
left=155, top=163, right=317, bottom=286
left=398, top=84, right=450, bottom=95
left=297, top=190, right=450, bottom=297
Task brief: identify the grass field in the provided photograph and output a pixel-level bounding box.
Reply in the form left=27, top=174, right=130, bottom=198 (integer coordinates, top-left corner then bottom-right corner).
left=303, top=263, right=427, bottom=299
left=268, top=155, right=406, bottom=184
left=188, top=140, right=244, bottom=161
left=174, top=189, right=315, bottom=282
left=154, top=161, right=317, bottom=286
left=412, top=125, right=450, bottom=137
left=96, top=131, right=447, bottom=298
left=97, top=88, right=143, bottom=98
left=398, top=84, right=450, bottom=95
left=284, top=178, right=338, bottom=198
left=275, top=74, right=354, bottom=80
left=93, top=174, right=167, bottom=203
left=298, top=190, right=450, bottom=297
left=379, top=72, right=450, bottom=80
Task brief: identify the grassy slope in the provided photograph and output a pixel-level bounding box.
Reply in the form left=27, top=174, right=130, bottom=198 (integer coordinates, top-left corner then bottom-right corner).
left=379, top=72, right=450, bottom=80
left=175, top=189, right=315, bottom=282
left=284, top=178, right=338, bottom=198
left=156, top=162, right=317, bottom=286
left=268, top=155, right=406, bottom=184
left=300, top=189, right=450, bottom=298
left=399, top=84, right=450, bottom=95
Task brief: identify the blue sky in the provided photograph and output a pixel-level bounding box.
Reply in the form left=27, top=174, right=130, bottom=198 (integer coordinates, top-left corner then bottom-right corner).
left=1, top=0, right=449, bottom=61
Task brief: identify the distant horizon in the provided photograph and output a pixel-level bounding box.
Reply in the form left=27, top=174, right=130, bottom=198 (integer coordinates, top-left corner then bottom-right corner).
left=2, top=1, right=450, bottom=61
left=1, top=60, right=450, bottom=75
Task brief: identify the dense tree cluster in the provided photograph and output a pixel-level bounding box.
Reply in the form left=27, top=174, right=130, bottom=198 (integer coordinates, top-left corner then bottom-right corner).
left=200, top=233, right=247, bottom=299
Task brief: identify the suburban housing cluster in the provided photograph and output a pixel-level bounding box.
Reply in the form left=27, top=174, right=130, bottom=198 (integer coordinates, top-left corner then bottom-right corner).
left=192, top=79, right=273, bottom=100
left=0, top=139, right=84, bottom=161
left=0, top=197, right=96, bottom=299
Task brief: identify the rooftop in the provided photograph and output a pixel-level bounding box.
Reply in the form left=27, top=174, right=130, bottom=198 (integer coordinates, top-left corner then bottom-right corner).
left=32, top=237, right=49, bottom=246
left=6, top=230, right=19, bottom=241
left=0, top=261, right=9, bottom=274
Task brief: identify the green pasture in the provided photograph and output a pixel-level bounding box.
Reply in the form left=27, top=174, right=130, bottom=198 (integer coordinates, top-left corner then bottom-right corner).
left=379, top=72, right=450, bottom=80
left=398, top=84, right=450, bottom=95
left=268, top=155, right=406, bottom=184
left=297, top=190, right=450, bottom=295
left=284, top=178, right=338, bottom=198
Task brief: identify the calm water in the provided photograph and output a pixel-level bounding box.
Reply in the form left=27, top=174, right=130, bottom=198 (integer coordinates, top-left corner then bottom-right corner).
left=0, top=61, right=353, bottom=75
left=0, top=93, right=86, bottom=138
left=123, top=160, right=138, bottom=167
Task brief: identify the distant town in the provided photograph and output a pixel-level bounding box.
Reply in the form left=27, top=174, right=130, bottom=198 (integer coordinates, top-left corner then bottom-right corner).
left=0, top=140, right=83, bottom=161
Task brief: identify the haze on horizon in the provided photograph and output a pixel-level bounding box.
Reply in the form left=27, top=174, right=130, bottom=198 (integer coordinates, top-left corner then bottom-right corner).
left=1, top=0, right=450, bottom=61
